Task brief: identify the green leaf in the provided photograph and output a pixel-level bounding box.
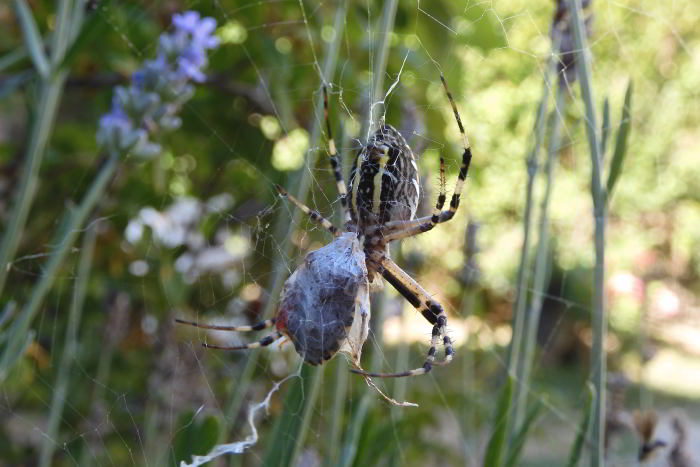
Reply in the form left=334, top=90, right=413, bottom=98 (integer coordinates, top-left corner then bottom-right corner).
left=600, top=97, right=610, bottom=159
left=352, top=409, right=429, bottom=467
left=338, top=395, right=372, bottom=467
left=504, top=397, right=544, bottom=467
left=262, top=364, right=324, bottom=467
left=171, top=410, right=220, bottom=466
left=606, top=80, right=633, bottom=198
left=12, top=0, right=50, bottom=78
left=484, top=375, right=514, bottom=467
left=566, top=382, right=596, bottom=467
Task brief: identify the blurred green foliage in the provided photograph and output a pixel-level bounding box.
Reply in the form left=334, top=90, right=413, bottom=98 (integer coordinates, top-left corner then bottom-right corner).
left=1, top=0, right=699, bottom=465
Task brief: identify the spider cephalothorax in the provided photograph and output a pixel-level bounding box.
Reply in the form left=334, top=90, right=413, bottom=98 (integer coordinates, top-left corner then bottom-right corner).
left=177, top=74, right=473, bottom=378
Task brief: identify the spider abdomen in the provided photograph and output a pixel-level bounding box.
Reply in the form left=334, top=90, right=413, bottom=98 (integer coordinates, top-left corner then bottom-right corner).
left=349, top=125, right=419, bottom=230
left=277, top=233, right=370, bottom=365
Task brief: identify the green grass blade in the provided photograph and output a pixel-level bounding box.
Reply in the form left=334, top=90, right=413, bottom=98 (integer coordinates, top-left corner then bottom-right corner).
left=339, top=395, right=372, bottom=467
left=606, top=80, right=633, bottom=198
left=171, top=410, right=220, bottom=466
left=261, top=365, right=324, bottom=467
left=484, top=375, right=514, bottom=467
left=12, top=0, right=50, bottom=78
left=505, top=397, right=544, bottom=467
left=566, top=383, right=596, bottom=467
left=326, top=358, right=349, bottom=466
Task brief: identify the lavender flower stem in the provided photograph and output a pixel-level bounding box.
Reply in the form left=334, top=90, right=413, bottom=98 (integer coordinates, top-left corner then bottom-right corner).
left=566, top=0, right=606, bottom=465
left=0, top=71, right=67, bottom=296
left=511, top=31, right=563, bottom=436
left=223, top=3, right=348, bottom=453
left=0, top=0, right=80, bottom=297
left=505, top=45, right=554, bottom=436
left=519, top=87, right=568, bottom=422
left=0, top=154, right=118, bottom=380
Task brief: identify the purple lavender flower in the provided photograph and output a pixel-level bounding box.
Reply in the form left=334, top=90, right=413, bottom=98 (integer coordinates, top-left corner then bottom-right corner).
left=173, top=11, right=219, bottom=49
left=97, top=98, right=136, bottom=152
left=98, top=99, right=130, bottom=137
left=170, top=11, right=219, bottom=82
left=97, top=10, right=219, bottom=157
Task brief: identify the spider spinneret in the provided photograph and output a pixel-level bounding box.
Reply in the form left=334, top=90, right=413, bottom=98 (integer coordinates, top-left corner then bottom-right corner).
left=177, top=73, right=473, bottom=378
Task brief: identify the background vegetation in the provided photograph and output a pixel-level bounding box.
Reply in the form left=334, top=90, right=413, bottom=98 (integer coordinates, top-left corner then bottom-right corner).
left=1, top=0, right=698, bottom=465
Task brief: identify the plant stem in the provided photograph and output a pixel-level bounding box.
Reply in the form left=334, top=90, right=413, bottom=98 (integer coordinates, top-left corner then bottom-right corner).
left=0, top=72, right=67, bottom=296
left=0, top=0, right=81, bottom=297
left=566, top=0, right=606, bottom=465
left=326, top=357, right=350, bottom=466
left=223, top=0, right=348, bottom=453
left=261, top=364, right=324, bottom=467
left=334, top=2, right=398, bottom=465
left=39, top=222, right=97, bottom=467
left=366, top=0, right=397, bottom=372
left=325, top=119, right=354, bottom=467
left=506, top=51, right=554, bottom=443
left=366, top=0, right=398, bottom=135
left=517, top=87, right=568, bottom=425
left=339, top=395, right=373, bottom=467
left=0, top=154, right=118, bottom=380
left=288, top=366, right=324, bottom=466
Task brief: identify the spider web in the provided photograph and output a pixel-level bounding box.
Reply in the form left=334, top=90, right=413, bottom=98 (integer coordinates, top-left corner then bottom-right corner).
left=1, top=0, right=699, bottom=466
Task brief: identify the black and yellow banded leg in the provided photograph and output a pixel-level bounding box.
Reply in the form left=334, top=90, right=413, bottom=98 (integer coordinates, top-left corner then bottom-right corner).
left=202, top=332, right=284, bottom=350
left=323, top=86, right=351, bottom=225
left=369, top=73, right=472, bottom=244
left=175, top=317, right=276, bottom=332
left=350, top=257, right=454, bottom=378
left=275, top=185, right=339, bottom=236
left=434, top=154, right=447, bottom=222
left=440, top=72, right=471, bottom=214
left=380, top=146, right=471, bottom=243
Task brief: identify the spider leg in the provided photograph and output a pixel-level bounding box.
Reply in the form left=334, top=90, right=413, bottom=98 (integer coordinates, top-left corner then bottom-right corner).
left=276, top=185, right=339, bottom=236
left=202, top=332, right=284, bottom=350
left=175, top=318, right=275, bottom=332
left=323, top=86, right=351, bottom=225
left=351, top=257, right=453, bottom=378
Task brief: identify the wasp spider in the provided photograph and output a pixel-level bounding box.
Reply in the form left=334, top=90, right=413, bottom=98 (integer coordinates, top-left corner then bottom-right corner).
left=177, top=74, right=473, bottom=378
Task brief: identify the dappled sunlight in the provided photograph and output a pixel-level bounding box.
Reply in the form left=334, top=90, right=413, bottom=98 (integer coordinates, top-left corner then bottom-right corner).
left=383, top=304, right=512, bottom=350
left=643, top=348, right=700, bottom=399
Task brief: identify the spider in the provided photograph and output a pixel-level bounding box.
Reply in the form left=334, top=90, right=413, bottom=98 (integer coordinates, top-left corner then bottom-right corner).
left=177, top=74, right=472, bottom=378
